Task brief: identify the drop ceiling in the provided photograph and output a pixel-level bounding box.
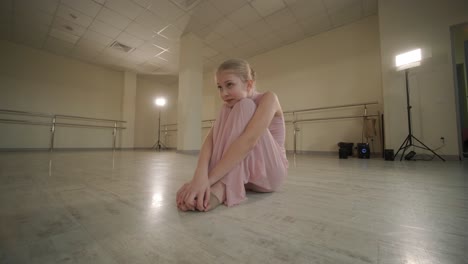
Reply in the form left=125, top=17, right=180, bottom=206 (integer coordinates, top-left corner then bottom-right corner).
left=0, top=0, right=377, bottom=76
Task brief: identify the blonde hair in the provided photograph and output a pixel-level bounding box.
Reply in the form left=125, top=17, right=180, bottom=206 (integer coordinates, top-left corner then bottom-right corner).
left=216, top=58, right=256, bottom=82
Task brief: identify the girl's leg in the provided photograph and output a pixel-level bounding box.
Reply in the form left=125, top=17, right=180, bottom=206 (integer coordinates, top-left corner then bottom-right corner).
left=209, top=98, right=257, bottom=206
left=209, top=98, right=287, bottom=207
left=243, top=129, right=288, bottom=193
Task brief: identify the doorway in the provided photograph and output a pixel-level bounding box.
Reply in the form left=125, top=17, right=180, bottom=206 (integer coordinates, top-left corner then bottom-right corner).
left=451, top=23, right=468, bottom=159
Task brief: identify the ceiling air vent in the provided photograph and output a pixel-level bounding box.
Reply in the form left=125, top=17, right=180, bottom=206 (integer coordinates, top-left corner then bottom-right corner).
left=170, top=0, right=202, bottom=11
left=109, top=41, right=135, bottom=53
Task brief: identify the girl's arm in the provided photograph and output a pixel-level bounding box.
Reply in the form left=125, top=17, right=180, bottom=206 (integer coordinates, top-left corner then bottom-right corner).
left=208, top=91, right=280, bottom=185
left=176, top=127, right=213, bottom=208
left=193, top=127, right=214, bottom=179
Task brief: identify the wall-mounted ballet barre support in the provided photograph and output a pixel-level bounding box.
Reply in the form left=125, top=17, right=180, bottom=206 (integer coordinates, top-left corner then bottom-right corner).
left=0, top=109, right=126, bottom=151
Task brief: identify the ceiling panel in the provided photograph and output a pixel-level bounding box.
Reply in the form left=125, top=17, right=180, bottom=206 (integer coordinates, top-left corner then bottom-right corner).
left=204, top=30, right=223, bottom=43
left=323, top=0, right=360, bottom=12
left=264, top=8, right=296, bottom=31
left=212, top=19, right=239, bottom=37
left=148, top=0, right=185, bottom=23
left=139, top=41, right=166, bottom=54
left=299, top=14, right=332, bottom=37
left=49, top=28, right=80, bottom=44
left=133, top=0, right=152, bottom=9
left=52, top=17, right=87, bottom=37
left=224, top=29, right=251, bottom=47
left=3, top=0, right=378, bottom=76
left=76, top=37, right=107, bottom=52
left=89, top=19, right=122, bottom=39
left=208, top=0, right=247, bottom=16
left=61, top=0, right=102, bottom=17
left=227, top=4, right=262, bottom=29
left=328, top=3, right=362, bottom=27
left=288, top=0, right=327, bottom=19
left=125, top=22, right=156, bottom=41
left=275, top=23, right=305, bottom=44
left=203, top=45, right=219, bottom=58
left=135, top=10, right=167, bottom=31
left=96, top=7, right=132, bottom=30
left=208, top=37, right=235, bottom=53
left=243, top=20, right=274, bottom=39
left=82, top=29, right=114, bottom=46
left=56, top=4, right=93, bottom=28
left=158, top=25, right=183, bottom=40
left=105, top=0, right=145, bottom=20
left=116, top=31, right=145, bottom=48
left=250, top=0, right=285, bottom=17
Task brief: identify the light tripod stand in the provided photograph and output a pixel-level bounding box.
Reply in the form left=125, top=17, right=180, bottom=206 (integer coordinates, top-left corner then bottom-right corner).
left=152, top=97, right=166, bottom=151
left=394, top=69, right=445, bottom=161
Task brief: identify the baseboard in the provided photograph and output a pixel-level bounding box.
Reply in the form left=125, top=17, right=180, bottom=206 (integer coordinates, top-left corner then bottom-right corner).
left=0, top=148, right=51, bottom=152
left=176, top=150, right=200, bottom=155
left=286, top=150, right=382, bottom=157
left=0, top=147, right=180, bottom=152
left=287, top=150, right=336, bottom=156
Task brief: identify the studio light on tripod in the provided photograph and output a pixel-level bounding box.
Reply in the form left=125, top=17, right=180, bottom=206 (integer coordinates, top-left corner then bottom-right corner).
left=395, top=48, right=421, bottom=70
left=393, top=48, right=445, bottom=161
left=155, top=97, right=166, bottom=107
left=153, top=97, right=166, bottom=151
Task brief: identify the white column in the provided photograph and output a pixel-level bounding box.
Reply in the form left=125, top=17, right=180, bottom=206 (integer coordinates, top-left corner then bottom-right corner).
left=121, top=71, right=137, bottom=148
left=177, top=33, right=203, bottom=153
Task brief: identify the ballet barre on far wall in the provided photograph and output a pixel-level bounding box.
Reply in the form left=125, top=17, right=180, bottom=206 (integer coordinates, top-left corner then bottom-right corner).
left=283, top=101, right=381, bottom=154
left=0, top=108, right=126, bottom=151
left=160, top=102, right=381, bottom=154
left=160, top=119, right=215, bottom=133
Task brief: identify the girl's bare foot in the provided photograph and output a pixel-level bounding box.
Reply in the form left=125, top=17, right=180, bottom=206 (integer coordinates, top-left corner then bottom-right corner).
left=205, top=181, right=226, bottom=211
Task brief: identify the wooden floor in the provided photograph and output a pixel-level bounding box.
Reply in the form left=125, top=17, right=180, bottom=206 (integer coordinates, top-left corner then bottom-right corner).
left=0, top=151, right=467, bottom=264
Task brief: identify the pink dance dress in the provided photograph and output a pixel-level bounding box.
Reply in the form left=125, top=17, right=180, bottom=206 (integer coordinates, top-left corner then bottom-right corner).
left=209, top=92, right=289, bottom=207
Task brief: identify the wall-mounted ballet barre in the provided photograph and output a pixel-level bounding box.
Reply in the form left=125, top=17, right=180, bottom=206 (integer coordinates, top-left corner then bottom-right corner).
left=159, top=102, right=381, bottom=154
left=0, top=108, right=126, bottom=151
left=283, top=102, right=381, bottom=154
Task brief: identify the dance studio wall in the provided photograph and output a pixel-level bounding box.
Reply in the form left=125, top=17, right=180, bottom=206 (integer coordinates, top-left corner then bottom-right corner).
left=379, top=0, right=468, bottom=157
left=202, top=15, right=383, bottom=154
left=133, top=75, right=178, bottom=149
left=0, top=40, right=123, bottom=149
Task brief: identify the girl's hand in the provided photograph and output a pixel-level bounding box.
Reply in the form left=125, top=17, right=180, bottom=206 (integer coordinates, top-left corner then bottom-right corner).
left=183, top=176, right=211, bottom=211
left=176, top=183, right=190, bottom=209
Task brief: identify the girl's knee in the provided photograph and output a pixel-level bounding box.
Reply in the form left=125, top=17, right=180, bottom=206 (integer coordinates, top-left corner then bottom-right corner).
left=233, top=98, right=256, bottom=113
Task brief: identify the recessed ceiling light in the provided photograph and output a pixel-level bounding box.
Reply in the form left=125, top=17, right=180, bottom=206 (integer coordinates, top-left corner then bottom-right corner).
left=110, top=41, right=135, bottom=53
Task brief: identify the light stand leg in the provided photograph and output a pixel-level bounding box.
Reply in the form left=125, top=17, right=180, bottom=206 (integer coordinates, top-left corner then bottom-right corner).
left=152, top=109, right=166, bottom=151
left=411, top=135, right=445, bottom=161
left=394, top=69, right=445, bottom=161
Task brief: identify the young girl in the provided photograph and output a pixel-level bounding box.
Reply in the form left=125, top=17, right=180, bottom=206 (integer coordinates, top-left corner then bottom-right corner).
left=176, top=59, right=288, bottom=212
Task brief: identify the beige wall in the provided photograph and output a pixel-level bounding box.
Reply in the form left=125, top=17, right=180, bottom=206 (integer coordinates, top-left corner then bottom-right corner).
left=203, top=15, right=383, bottom=154
left=379, top=0, right=468, bottom=157
left=134, top=75, right=178, bottom=148
left=0, top=40, right=123, bottom=149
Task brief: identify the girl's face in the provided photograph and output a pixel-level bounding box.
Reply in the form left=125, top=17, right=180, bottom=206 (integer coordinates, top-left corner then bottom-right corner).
left=216, top=70, right=253, bottom=108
